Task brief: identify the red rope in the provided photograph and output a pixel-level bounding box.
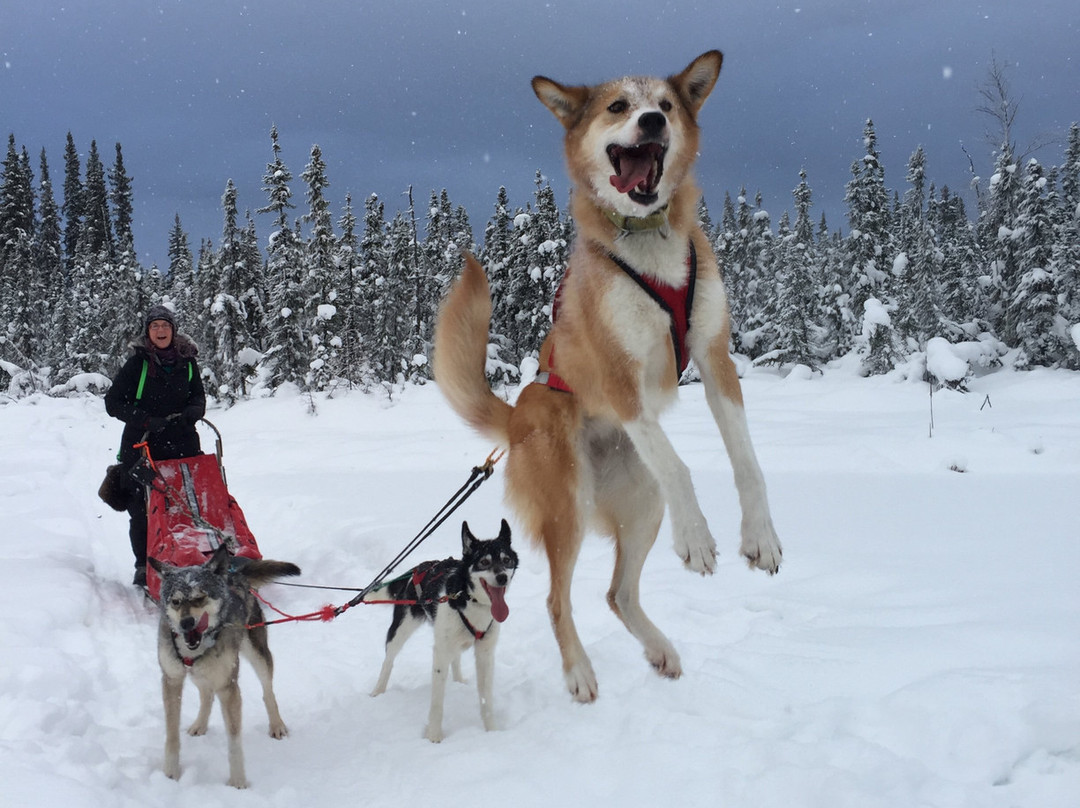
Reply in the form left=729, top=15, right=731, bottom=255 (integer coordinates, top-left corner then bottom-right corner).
left=245, top=589, right=450, bottom=629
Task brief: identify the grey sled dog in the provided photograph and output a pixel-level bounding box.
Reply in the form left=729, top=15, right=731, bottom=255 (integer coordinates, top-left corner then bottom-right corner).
left=367, top=520, right=518, bottom=743
left=150, top=545, right=300, bottom=788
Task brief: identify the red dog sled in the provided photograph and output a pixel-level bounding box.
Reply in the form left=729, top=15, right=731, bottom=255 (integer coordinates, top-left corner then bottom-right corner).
left=137, top=422, right=262, bottom=601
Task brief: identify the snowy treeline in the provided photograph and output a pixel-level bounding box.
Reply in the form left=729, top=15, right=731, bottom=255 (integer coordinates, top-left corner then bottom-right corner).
left=1, top=118, right=1078, bottom=402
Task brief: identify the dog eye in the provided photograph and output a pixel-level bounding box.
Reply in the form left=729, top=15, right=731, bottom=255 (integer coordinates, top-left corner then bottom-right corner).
left=659, top=99, right=673, bottom=112
left=607, top=100, right=628, bottom=114
left=478, top=557, right=492, bottom=569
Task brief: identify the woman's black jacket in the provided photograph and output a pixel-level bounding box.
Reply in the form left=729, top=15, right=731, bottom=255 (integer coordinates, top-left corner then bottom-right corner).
left=105, top=334, right=206, bottom=467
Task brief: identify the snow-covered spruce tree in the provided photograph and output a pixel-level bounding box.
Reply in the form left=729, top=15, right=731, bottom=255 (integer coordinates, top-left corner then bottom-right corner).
left=893, top=148, right=942, bottom=350
left=35, top=148, right=66, bottom=372
left=413, top=189, right=469, bottom=382
left=481, top=185, right=516, bottom=372
left=858, top=297, right=904, bottom=376
left=1011, top=159, right=1062, bottom=367
left=165, top=214, right=196, bottom=325
left=523, top=173, right=567, bottom=355
left=258, top=126, right=308, bottom=392
left=207, top=180, right=256, bottom=402
left=356, top=192, right=388, bottom=388
left=931, top=186, right=984, bottom=336
left=1056, top=124, right=1080, bottom=367
left=109, top=143, right=134, bottom=253
left=762, top=224, right=819, bottom=371
left=331, top=192, right=366, bottom=387
left=761, top=171, right=822, bottom=371
left=367, top=209, right=413, bottom=389
left=81, top=141, right=114, bottom=262
left=979, top=143, right=1023, bottom=345
left=105, top=142, right=146, bottom=375
left=843, top=120, right=894, bottom=347
left=816, top=221, right=850, bottom=362
left=61, top=132, right=83, bottom=273
left=738, top=192, right=774, bottom=359
left=0, top=136, right=36, bottom=373
left=301, top=145, right=342, bottom=392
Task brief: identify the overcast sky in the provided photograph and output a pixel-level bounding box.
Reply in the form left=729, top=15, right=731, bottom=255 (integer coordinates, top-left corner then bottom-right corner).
left=4, top=1, right=1078, bottom=270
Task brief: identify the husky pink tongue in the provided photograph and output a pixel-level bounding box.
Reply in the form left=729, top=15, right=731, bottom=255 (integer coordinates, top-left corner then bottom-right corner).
left=185, top=612, right=209, bottom=646
left=610, top=154, right=654, bottom=194
left=483, top=581, right=510, bottom=623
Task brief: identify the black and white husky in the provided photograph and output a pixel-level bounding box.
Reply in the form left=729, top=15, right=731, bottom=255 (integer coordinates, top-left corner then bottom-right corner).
left=150, top=545, right=301, bottom=788
left=367, top=519, right=518, bottom=742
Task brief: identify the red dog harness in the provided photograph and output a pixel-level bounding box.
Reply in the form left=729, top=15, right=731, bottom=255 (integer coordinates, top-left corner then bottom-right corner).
left=538, top=241, right=697, bottom=393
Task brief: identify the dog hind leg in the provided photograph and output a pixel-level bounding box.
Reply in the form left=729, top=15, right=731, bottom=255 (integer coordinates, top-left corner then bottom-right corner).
left=371, top=610, right=423, bottom=696
left=599, top=451, right=682, bottom=678
left=542, top=518, right=598, bottom=702
left=187, top=684, right=214, bottom=736
left=162, top=673, right=183, bottom=780
left=242, top=628, right=288, bottom=738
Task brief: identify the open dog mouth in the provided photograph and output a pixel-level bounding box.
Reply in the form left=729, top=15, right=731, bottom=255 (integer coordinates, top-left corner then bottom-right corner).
left=183, top=612, right=210, bottom=649
left=607, top=142, right=666, bottom=204
left=481, top=579, right=509, bottom=623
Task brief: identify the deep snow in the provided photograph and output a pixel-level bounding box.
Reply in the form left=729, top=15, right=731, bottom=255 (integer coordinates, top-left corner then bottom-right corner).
left=2, top=361, right=1078, bottom=807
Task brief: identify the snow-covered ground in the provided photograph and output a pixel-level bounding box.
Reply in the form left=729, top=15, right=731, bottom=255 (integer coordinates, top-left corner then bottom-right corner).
left=2, top=361, right=1078, bottom=807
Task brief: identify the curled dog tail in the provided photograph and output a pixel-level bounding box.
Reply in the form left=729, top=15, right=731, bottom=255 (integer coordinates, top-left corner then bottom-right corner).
left=433, top=252, right=513, bottom=445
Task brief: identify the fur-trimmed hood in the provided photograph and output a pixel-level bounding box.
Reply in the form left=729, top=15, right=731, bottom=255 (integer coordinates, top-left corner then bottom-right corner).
left=130, top=332, right=200, bottom=360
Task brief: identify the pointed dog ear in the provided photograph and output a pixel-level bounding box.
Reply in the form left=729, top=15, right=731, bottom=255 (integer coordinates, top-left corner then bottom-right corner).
left=461, top=520, right=476, bottom=553
left=207, top=544, right=232, bottom=575
left=148, top=556, right=166, bottom=574
left=670, top=50, right=723, bottom=115
left=499, top=518, right=512, bottom=543
left=532, top=76, right=590, bottom=128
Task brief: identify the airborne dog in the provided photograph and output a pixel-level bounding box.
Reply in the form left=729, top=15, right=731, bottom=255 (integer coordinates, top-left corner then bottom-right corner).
left=433, top=51, right=782, bottom=703
left=367, top=520, right=517, bottom=743
left=150, top=545, right=300, bottom=788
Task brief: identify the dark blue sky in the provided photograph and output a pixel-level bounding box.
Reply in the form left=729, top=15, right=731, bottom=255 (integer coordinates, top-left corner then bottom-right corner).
left=4, top=1, right=1077, bottom=270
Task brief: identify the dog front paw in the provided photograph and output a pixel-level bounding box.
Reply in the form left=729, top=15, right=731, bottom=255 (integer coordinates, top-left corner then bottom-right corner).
left=163, top=759, right=181, bottom=780
left=740, top=518, right=782, bottom=574
left=565, top=662, right=598, bottom=703
left=227, top=774, right=249, bottom=789
left=673, top=527, right=717, bottom=575
left=645, top=642, right=682, bottom=679
left=269, top=720, right=288, bottom=739
left=187, top=720, right=208, bottom=737
left=424, top=724, right=444, bottom=743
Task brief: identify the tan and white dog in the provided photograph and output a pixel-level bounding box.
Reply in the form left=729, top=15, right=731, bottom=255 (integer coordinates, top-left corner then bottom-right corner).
left=433, top=51, right=782, bottom=703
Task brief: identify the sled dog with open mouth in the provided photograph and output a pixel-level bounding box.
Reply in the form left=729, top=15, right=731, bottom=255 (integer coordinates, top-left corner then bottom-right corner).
left=367, top=519, right=517, bottom=743
left=150, top=545, right=300, bottom=788
left=433, top=51, right=782, bottom=703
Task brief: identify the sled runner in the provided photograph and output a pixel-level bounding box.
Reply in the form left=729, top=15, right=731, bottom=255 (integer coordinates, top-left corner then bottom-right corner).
left=138, top=422, right=262, bottom=601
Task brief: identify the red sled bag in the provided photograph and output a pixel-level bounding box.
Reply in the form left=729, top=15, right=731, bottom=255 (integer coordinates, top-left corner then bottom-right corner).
left=144, top=453, right=262, bottom=601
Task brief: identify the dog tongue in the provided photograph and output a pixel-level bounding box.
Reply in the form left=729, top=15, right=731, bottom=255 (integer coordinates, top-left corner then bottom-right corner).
left=484, top=582, right=509, bottom=623
left=185, top=612, right=209, bottom=646
left=610, top=153, right=654, bottom=194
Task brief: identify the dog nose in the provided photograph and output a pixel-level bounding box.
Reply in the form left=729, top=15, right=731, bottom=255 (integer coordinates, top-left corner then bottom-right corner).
left=637, top=111, right=667, bottom=138
left=495, top=572, right=508, bottom=586
left=180, top=616, right=195, bottom=631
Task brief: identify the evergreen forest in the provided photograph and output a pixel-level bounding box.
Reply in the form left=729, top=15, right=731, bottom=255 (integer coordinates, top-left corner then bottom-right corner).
left=1, top=113, right=1078, bottom=404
